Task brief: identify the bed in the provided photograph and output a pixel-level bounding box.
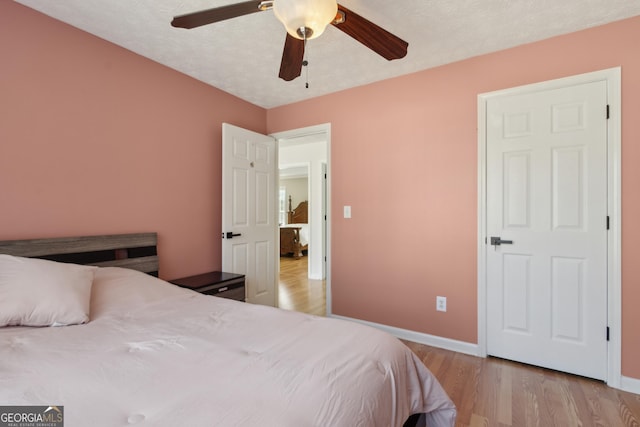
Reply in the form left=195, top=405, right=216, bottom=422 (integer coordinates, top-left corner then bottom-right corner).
left=280, top=197, right=309, bottom=259
left=0, top=233, right=456, bottom=427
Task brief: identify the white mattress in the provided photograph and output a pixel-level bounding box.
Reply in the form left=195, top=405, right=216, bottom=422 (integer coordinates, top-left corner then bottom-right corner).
left=0, top=267, right=456, bottom=427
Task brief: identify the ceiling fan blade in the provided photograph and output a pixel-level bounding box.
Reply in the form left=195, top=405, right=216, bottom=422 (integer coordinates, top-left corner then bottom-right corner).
left=172, top=1, right=266, bottom=29
left=279, top=33, right=305, bottom=81
left=332, top=4, right=408, bottom=60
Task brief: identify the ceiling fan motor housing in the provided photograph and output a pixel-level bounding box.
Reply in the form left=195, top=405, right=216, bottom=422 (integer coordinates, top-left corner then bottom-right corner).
left=273, top=0, right=338, bottom=40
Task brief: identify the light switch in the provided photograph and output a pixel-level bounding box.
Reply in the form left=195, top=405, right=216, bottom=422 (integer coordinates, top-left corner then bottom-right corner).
left=343, top=205, right=352, bottom=219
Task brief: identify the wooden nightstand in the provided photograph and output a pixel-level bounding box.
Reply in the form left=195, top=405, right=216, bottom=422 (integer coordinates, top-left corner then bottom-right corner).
left=170, top=271, right=245, bottom=302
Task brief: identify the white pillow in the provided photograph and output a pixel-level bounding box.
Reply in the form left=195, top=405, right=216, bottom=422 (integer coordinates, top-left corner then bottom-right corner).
left=0, top=255, right=97, bottom=327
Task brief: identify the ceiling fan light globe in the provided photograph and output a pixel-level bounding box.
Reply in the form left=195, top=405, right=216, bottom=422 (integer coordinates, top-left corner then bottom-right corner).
left=273, top=0, right=338, bottom=40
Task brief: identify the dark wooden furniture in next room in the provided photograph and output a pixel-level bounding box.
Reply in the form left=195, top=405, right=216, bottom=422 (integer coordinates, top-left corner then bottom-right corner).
left=280, top=197, right=308, bottom=259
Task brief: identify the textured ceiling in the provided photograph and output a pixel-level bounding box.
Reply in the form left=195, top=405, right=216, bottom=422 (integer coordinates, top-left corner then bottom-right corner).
left=15, top=0, right=640, bottom=108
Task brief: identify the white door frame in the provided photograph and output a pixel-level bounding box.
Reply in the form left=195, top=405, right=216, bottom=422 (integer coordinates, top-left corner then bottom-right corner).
left=477, top=68, right=622, bottom=386
left=271, top=123, right=332, bottom=315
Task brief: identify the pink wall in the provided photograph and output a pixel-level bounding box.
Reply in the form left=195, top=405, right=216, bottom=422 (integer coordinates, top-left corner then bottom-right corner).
left=0, top=1, right=266, bottom=280
left=268, top=16, right=640, bottom=379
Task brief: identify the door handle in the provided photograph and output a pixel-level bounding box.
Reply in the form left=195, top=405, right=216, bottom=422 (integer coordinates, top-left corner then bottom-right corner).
left=490, top=236, right=513, bottom=246
left=223, top=232, right=242, bottom=239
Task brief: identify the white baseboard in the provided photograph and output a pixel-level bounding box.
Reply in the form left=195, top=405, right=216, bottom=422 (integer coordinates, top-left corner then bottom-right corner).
left=620, top=375, right=640, bottom=395
left=330, top=314, right=480, bottom=357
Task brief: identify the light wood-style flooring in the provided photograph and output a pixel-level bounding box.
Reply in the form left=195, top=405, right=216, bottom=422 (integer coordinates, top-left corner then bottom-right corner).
left=277, top=256, right=640, bottom=426
left=404, top=340, right=640, bottom=427
left=278, top=255, right=326, bottom=316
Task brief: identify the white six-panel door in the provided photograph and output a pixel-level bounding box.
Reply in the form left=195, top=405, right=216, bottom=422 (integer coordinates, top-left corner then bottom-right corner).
left=486, top=81, right=608, bottom=380
left=222, top=123, right=277, bottom=306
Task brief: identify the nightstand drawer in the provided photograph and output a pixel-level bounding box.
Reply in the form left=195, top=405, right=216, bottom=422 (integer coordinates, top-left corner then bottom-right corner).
left=198, top=280, right=245, bottom=301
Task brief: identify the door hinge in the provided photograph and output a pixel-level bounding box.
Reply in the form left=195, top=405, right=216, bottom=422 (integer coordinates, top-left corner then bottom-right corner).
left=607, top=326, right=610, bottom=341
left=606, top=104, right=610, bottom=119
left=606, top=215, right=610, bottom=230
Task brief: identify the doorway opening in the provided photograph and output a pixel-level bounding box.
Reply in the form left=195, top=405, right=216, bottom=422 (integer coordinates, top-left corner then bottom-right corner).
left=273, top=124, right=330, bottom=316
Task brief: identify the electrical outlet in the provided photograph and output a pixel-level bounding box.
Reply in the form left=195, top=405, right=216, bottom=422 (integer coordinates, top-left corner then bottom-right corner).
left=436, top=296, right=447, bottom=312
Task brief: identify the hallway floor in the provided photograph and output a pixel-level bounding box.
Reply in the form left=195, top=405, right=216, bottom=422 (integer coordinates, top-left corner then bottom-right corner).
left=278, top=255, right=326, bottom=316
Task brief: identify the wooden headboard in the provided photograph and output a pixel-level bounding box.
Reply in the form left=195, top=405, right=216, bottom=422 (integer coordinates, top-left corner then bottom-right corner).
left=287, top=196, right=308, bottom=224
left=0, top=233, right=159, bottom=276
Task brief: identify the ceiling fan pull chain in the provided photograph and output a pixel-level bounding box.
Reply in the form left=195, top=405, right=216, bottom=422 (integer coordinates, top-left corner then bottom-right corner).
left=304, top=60, right=309, bottom=89
left=303, top=35, right=309, bottom=89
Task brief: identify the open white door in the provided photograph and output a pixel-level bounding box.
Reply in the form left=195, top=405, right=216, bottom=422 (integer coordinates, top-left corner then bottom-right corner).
left=222, top=123, right=277, bottom=306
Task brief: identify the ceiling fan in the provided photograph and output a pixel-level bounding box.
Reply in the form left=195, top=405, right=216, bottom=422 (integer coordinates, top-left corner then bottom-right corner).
left=171, top=0, right=408, bottom=82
